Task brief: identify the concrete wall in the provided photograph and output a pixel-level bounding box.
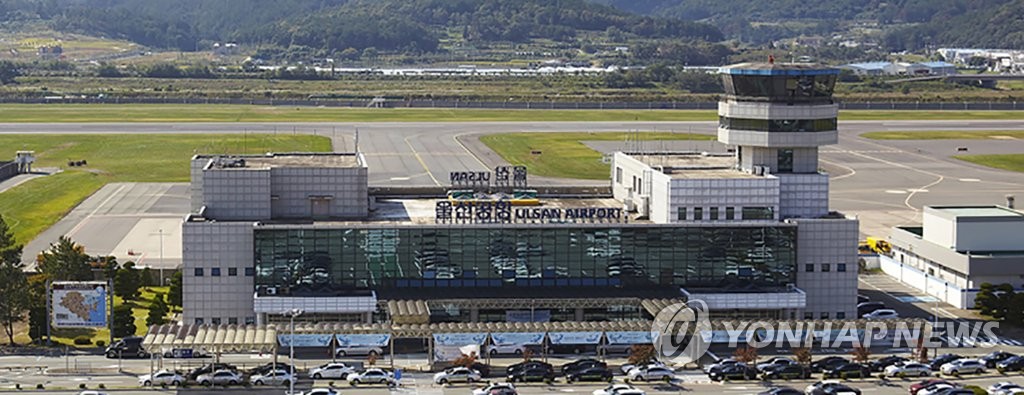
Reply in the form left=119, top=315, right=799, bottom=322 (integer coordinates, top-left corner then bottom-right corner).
left=611, top=152, right=652, bottom=216
left=668, top=177, right=781, bottom=223
left=792, top=217, right=860, bottom=319
left=182, top=220, right=256, bottom=325
left=0, top=161, right=17, bottom=183
left=189, top=157, right=210, bottom=213
left=955, top=220, right=1024, bottom=252
left=922, top=211, right=955, bottom=249
left=719, top=101, right=839, bottom=120
left=269, top=166, right=368, bottom=219
left=879, top=255, right=973, bottom=308
left=776, top=173, right=829, bottom=219
left=201, top=168, right=273, bottom=220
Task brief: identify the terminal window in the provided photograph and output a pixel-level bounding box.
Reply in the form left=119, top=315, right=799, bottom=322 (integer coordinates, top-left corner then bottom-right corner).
left=194, top=268, right=204, bottom=277
left=615, top=167, right=622, bottom=184
left=821, top=263, right=831, bottom=272
left=693, top=207, right=703, bottom=221
left=725, top=207, right=735, bottom=220
left=709, top=207, right=719, bottom=220
left=211, top=268, right=221, bottom=276
left=837, top=263, right=846, bottom=272
left=742, top=207, right=774, bottom=220
left=228, top=267, right=238, bottom=276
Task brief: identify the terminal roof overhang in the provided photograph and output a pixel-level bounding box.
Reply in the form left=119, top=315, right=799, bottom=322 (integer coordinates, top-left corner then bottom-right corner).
left=142, top=324, right=278, bottom=353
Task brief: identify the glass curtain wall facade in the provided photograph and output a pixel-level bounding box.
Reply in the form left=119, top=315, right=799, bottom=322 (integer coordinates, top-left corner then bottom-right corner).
left=254, top=225, right=797, bottom=297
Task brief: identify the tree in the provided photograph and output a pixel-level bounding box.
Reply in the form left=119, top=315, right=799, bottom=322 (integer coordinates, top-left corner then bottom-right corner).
left=851, top=345, right=871, bottom=364
left=361, top=47, right=378, bottom=60
left=95, top=256, right=119, bottom=280
left=95, top=63, right=123, bottom=78
left=26, top=274, right=48, bottom=343
left=111, top=304, right=136, bottom=338
left=0, top=61, right=19, bottom=85
left=140, top=267, right=154, bottom=287
left=793, top=347, right=813, bottom=366
left=145, top=293, right=167, bottom=326
left=37, top=236, right=92, bottom=281
left=114, top=261, right=142, bottom=301
left=0, top=214, right=28, bottom=344
left=628, top=344, right=657, bottom=366
left=451, top=351, right=477, bottom=368
left=167, top=270, right=182, bottom=308
left=733, top=346, right=758, bottom=364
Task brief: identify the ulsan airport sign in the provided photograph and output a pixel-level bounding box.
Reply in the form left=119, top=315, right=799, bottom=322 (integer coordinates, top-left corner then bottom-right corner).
left=435, top=201, right=624, bottom=224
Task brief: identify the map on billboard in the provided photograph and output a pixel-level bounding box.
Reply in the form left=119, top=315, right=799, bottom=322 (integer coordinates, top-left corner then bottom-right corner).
left=52, top=282, right=107, bottom=328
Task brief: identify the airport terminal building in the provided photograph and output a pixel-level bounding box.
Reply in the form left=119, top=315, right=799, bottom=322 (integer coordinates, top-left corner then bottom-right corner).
left=181, top=62, right=859, bottom=328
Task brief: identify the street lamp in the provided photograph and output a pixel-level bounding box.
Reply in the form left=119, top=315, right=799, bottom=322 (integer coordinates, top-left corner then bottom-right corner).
left=284, top=308, right=304, bottom=395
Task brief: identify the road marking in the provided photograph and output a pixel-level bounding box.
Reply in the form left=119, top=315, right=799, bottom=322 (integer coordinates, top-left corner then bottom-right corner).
left=858, top=277, right=959, bottom=319
left=390, top=177, right=411, bottom=181
left=885, top=190, right=907, bottom=194
left=67, top=183, right=127, bottom=237
left=959, top=178, right=981, bottom=182
left=453, top=132, right=491, bottom=170
left=403, top=135, right=441, bottom=186
left=821, top=158, right=857, bottom=181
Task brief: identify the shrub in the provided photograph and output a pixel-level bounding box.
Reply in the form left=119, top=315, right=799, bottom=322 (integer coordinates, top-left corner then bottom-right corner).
left=98, top=384, right=105, bottom=389
left=95, top=340, right=105, bottom=347
left=73, top=336, right=92, bottom=345
left=35, top=384, right=43, bottom=389
left=79, top=384, right=86, bottom=389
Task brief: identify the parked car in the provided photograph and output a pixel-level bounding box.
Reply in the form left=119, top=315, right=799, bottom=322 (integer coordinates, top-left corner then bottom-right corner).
left=705, top=358, right=739, bottom=373
left=347, top=368, right=394, bottom=385
left=857, top=294, right=870, bottom=304
left=297, top=388, right=338, bottom=395
left=884, top=362, right=932, bottom=377
left=249, top=362, right=297, bottom=376
left=162, top=349, right=209, bottom=359
left=566, top=367, right=613, bottom=383
left=822, top=363, right=871, bottom=379
left=929, top=354, right=962, bottom=371
left=988, top=382, right=1024, bottom=395
left=105, top=337, right=148, bottom=359
left=249, top=370, right=295, bottom=386
left=597, top=343, right=635, bottom=355
left=508, top=367, right=555, bottom=383
left=805, top=380, right=862, bottom=395
left=433, top=367, right=481, bottom=384
left=622, top=361, right=666, bottom=375
left=708, top=364, right=757, bottom=381
left=916, top=384, right=957, bottom=395
left=472, top=382, right=517, bottom=395
left=757, top=357, right=797, bottom=372
left=196, top=370, right=243, bottom=386
left=594, top=384, right=645, bottom=395
left=940, top=359, right=985, bottom=375
left=930, top=388, right=974, bottom=395
left=759, top=387, right=803, bottom=395
left=77, top=391, right=108, bottom=395
left=981, top=351, right=1017, bottom=368
left=507, top=360, right=552, bottom=375
left=138, top=370, right=185, bottom=386
left=187, top=363, right=238, bottom=381
left=335, top=345, right=382, bottom=357
left=810, top=357, right=850, bottom=373
left=910, top=379, right=953, bottom=395
left=999, top=356, right=1024, bottom=373
left=762, top=364, right=811, bottom=380
left=562, top=358, right=607, bottom=375
left=486, top=344, right=543, bottom=356
left=870, top=356, right=909, bottom=372
left=308, top=362, right=356, bottom=379
left=862, top=309, right=899, bottom=319
left=627, top=366, right=675, bottom=382
left=856, top=302, right=886, bottom=316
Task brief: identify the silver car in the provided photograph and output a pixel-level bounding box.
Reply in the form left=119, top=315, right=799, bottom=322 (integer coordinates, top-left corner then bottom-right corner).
left=335, top=346, right=383, bottom=357
left=196, top=370, right=243, bottom=386
left=250, top=370, right=295, bottom=386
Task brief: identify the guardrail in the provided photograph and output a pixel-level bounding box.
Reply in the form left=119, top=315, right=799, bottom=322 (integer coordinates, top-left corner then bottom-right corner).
left=3, top=97, right=1024, bottom=111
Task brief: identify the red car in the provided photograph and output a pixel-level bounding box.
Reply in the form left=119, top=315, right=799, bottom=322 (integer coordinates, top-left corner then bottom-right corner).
left=910, top=379, right=953, bottom=395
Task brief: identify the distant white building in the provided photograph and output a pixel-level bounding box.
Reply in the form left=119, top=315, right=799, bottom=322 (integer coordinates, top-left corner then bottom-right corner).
left=840, top=61, right=957, bottom=76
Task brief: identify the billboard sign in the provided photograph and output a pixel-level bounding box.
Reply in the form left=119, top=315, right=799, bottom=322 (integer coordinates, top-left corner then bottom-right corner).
left=51, top=281, right=108, bottom=328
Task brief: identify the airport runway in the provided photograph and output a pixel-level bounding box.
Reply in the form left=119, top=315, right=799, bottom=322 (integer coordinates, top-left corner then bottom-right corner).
left=4, top=119, right=1024, bottom=257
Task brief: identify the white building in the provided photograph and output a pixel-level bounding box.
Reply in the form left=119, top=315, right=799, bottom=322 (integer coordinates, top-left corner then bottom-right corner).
left=882, top=205, right=1024, bottom=309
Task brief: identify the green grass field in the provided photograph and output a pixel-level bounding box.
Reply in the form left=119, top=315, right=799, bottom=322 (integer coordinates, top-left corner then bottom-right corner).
left=861, top=130, right=1024, bottom=140
left=3, top=104, right=1024, bottom=122
left=955, top=154, right=1024, bottom=173
left=0, top=134, right=331, bottom=244
left=479, top=132, right=714, bottom=179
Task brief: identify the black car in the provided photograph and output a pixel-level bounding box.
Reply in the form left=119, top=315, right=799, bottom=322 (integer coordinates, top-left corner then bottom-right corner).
left=508, top=360, right=552, bottom=375
left=980, top=351, right=1017, bottom=368
left=708, top=364, right=758, bottom=381
left=932, top=389, right=974, bottom=395
left=821, top=384, right=863, bottom=395
left=870, top=356, right=909, bottom=372
left=930, top=354, right=962, bottom=371
left=561, top=359, right=607, bottom=375
left=857, top=294, right=870, bottom=304
left=105, top=337, right=148, bottom=359
left=997, top=355, right=1024, bottom=372
left=758, top=387, right=803, bottom=395
left=187, top=363, right=238, bottom=381
left=248, top=363, right=297, bottom=376
left=823, top=363, right=871, bottom=379
left=565, top=367, right=613, bottom=383
left=857, top=302, right=886, bottom=316
left=507, top=367, right=555, bottom=383
left=810, top=356, right=850, bottom=373
left=761, top=364, right=811, bottom=380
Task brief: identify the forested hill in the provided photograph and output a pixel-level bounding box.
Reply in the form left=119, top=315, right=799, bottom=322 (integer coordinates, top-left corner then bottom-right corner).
left=0, top=0, right=722, bottom=52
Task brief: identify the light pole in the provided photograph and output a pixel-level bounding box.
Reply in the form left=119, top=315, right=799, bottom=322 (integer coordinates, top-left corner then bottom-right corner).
left=284, top=308, right=303, bottom=395
left=158, top=228, right=165, bottom=285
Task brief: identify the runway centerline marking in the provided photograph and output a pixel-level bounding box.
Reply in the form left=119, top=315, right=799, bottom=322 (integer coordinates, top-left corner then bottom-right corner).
left=403, top=134, right=442, bottom=186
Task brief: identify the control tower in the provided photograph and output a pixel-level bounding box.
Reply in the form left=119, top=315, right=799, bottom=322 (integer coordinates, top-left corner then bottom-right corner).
left=718, top=60, right=839, bottom=218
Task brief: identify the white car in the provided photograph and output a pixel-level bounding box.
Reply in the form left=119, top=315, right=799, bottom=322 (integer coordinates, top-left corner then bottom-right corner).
left=883, top=362, right=931, bottom=377
left=78, top=391, right=109, bottom=395
left=196, top=370, right=243, bottom=386
left=249, top=370, right=295, bottom=386
left=917, top=384, right=956, bottom=395
left=308, top=362, right=356, bottom=379
left=138, top=370, right=185, bottom=386
left=593, top=384, right=646, bottom=395
left=862, top=309, right=899, bottom=319
left=433, top=367, right=481, bottom=384
left=335, top=346, right=383, bottom=357
left=297, top=388, right=338, bottom=395
left=989, top=382, right=1024, bottom=395
left=623, top=361, right=667, bottom=374
left=940, top=359, right=986, bottom=375
left=627, top=366, right=675, bottom=382
left=473, top=382, right=517, bottom=395
left=347, top=368, right=394, bottom=385
left=804, top=380, right=843, bottom=395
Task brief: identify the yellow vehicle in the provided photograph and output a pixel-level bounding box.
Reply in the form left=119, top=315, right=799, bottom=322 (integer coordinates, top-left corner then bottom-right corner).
left=858, top=237, right=892, bottom=254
